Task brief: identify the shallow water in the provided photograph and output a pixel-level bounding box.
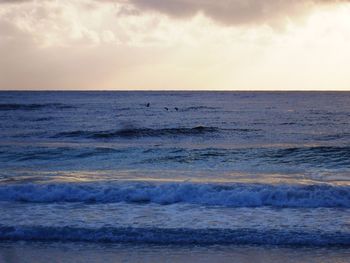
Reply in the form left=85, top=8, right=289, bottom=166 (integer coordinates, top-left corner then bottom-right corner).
left=0, top=91, right=350, bottom=248
left=1, top=242, right=350, bottom=263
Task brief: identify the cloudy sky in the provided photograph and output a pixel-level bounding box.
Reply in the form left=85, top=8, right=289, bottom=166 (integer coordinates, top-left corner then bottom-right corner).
left=0, top=0, right=349, bottom=90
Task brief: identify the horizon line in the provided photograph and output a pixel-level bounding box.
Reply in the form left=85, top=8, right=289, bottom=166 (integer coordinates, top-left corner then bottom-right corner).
left=1, top=89, right=350, bottom=92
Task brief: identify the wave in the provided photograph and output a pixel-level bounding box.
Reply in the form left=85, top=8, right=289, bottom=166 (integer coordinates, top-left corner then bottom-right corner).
left=33, top=117, right=55, bottom=122
left=0, top=225, right=349, bottom=246
left=0, top=182, right=349, bottom=208
left=316, top=133, right=350, bottom=141
left=53, top=126, right=219, bottom=139
left=2, top=145, right=350, bottom=168
left=182, top=106, right=219, bottom=111
left=261, top=146, right=350, bottom=166
left=0, top=103, right=74, bottom=111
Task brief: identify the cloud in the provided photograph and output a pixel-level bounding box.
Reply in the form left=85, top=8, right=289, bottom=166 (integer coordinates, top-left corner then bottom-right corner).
left=2, top=0, right=348, bottom=26
left=0, top=1, right=178, bottom=90
left=0, top=0, right=33, bottom=3
left=1, top=0, right=350, bottom=90
left=124, top=0, right=348, bottom=26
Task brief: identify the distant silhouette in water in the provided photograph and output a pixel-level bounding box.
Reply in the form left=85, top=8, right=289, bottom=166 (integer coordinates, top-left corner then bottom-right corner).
left=175, top=107, right=178, bottom=111
left=164, top=107, right=169, bottom=111
left=146, top=103, right=150, bottom=107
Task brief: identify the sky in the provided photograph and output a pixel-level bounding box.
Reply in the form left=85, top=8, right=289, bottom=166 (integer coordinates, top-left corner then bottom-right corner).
left=0, top=0, right=350, bottom=90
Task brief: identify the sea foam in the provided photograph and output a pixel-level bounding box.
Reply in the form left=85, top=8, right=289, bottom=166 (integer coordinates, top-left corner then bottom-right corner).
left=0, top=182, right=349, bottom=208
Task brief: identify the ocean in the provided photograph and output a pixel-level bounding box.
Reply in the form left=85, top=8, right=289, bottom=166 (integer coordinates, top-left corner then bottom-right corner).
left=0, top=91, right=350, bottom=262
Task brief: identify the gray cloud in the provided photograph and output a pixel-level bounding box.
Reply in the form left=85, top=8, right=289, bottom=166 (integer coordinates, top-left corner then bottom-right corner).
left=125, top=0, right=348, bottom=25
left=2, top=0, right=347, bottom=26
left=0, top=0, right=32, bottom=3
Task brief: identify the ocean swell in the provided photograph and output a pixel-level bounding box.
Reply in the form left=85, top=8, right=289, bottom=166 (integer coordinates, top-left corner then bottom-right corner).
left=0, top=225, right=349, bottom=246
left=53, top=126, right=219, bottom=139
left=0, top=103, right=74, bottom=111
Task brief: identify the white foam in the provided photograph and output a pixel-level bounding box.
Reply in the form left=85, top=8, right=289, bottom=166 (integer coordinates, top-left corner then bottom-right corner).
left=0, top=182, right=349, bottom=208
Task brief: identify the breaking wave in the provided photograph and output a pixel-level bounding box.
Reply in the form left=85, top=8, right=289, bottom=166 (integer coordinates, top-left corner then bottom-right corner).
left=0, top=182, right=349, bottom=208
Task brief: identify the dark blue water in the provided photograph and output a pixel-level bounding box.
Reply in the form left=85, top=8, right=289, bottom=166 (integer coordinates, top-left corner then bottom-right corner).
left=0, top=91, right=350, bottom=246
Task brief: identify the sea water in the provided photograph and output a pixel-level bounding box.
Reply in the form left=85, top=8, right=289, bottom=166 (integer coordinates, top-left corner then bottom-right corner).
left=0, top=91, right=350, bottom=261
